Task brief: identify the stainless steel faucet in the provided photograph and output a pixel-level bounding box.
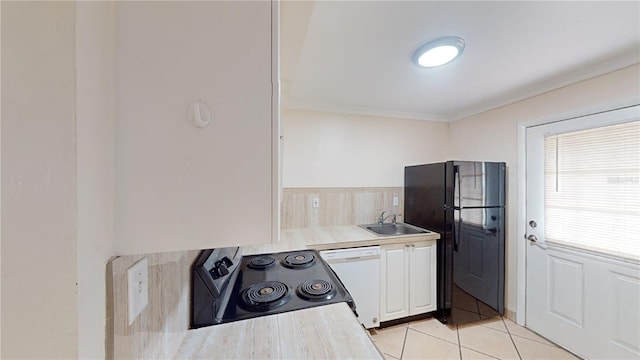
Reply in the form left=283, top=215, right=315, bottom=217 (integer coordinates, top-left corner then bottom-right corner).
left=378, top=211, right=398, bottom=225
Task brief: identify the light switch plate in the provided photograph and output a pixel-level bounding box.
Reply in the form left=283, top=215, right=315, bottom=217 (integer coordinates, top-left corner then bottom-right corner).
left=393, top=196, right=399, bottom=206
left=312, top=197, right=320, bottom=208
left=127, top=257, right=149, bottom=325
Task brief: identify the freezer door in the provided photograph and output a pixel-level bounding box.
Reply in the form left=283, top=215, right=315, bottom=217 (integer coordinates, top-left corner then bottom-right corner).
left=452, top=161, right=505, bottom=208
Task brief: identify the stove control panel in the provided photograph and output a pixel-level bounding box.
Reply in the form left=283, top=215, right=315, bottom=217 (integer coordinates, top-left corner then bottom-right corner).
left=193, top=247, right=242, bottom=296
left=210, top=256, right=233, bottom=279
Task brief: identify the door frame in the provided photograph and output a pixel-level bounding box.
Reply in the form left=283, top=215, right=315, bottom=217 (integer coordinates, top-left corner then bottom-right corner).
left=515, top=95, right=640, bottom=325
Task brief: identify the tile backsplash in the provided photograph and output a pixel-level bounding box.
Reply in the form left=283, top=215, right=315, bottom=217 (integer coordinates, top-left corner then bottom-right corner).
left=281, top=187, right=404, bottom=228
left=107, top=250, right=199, bottom=359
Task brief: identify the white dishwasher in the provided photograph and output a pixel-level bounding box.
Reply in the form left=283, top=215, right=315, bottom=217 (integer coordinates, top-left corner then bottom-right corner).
left=320, top=246, right=380, bottom=329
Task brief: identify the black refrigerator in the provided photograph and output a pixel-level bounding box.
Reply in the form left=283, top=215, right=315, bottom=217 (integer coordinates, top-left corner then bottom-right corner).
left=404, top=161, right=506, bottom=325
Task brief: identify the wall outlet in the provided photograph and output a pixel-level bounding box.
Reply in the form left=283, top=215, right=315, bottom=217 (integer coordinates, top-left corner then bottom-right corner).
left=312, top=197, right=320, bottom=208
left=393, top=196, right=399, bottom=207
left=127, top=257, right=149, bottom=325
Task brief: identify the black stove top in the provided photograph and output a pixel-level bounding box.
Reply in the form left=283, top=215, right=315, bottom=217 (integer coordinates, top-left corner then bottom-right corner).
left=191, top=248, right=355, bottom=328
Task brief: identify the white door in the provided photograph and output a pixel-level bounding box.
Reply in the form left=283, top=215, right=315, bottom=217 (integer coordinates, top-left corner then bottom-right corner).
left=525, top=105, right=640, bottom=359
left=409, top=241, right=437, bottom=315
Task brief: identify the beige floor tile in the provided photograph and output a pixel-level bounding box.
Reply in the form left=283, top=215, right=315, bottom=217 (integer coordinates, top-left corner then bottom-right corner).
left=402, top=329, right=461, bottom=360
left=512, top=336, right=580, bottom=360
left=409, top=318, right=459, bottom=344
left=383, top=353, right=400, bottom=360
left=375, top=322, right=409, bottom=332
left=458, top=324, right=520, bottom=359
left=460, top=347, right=500, bottom=360
left=370, top=325, right=408, bottom=359
left=503, top=319, right=555, bottom=346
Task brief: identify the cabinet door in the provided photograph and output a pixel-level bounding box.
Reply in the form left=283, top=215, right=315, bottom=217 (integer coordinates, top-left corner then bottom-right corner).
left=409, top=241, right=437, bottom=315
left=380, top=244, right=410, bottom=321
left=114, top=1, right=279, bottom=255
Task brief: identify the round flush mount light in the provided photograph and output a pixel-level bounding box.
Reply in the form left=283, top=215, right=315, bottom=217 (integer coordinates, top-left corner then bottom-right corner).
left=412, top=36, right=465, bottom=68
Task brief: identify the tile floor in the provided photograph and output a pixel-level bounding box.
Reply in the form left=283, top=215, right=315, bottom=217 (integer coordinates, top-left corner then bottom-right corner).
left=369, top=317, right=581, bottom=360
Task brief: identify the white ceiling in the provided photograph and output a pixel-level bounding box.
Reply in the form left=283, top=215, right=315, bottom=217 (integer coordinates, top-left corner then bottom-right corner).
left=281, top=1, right=640, bottom=122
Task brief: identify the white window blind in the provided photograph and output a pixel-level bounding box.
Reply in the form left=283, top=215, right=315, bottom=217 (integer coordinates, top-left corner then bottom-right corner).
left=544, top=120, right=640, bottom=260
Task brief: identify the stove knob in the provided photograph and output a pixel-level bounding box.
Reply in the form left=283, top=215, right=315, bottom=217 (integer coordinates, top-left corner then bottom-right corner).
left=211, top=263, right=229, bottom=279
left=221, top=256, right=233, bottom=268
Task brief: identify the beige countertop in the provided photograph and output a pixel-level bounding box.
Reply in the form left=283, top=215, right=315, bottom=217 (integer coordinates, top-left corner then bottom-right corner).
left=244, top=224, right=440, bottom=255
left=175, top=303, right=383, bottom=359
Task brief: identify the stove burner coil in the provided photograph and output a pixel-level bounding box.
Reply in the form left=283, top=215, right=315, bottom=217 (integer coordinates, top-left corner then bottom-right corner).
left=296, top=279, right=336, bottom=301
left=240, top=281, right=290, bottom=311
left=247, top=256, right=276, bottom=270
left=282, top=253, right=316, bottom=269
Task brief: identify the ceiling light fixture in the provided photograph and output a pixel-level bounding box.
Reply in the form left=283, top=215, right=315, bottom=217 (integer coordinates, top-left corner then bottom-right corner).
left=412, top=36, right=465, bottom=68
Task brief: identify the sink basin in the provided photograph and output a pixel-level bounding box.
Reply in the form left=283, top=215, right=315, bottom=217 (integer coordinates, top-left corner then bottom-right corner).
left=359, top=223, right=429, bottom=237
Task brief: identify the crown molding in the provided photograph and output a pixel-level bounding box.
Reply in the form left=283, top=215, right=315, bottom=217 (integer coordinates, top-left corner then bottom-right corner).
left=285, top=100, right=450, bottom=122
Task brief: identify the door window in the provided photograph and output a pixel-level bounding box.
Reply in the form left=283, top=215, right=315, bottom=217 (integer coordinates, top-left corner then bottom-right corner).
left=543, top=120, right=639, bottom=260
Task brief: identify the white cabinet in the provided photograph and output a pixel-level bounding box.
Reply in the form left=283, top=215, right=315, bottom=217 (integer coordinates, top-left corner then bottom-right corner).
left=114, top=1, right=279, bottom=255
left=380, top=241, right=437, bottom=322
left=380, top=244, right=410, bottom=320
left=409, top=242, right=437, bottom=315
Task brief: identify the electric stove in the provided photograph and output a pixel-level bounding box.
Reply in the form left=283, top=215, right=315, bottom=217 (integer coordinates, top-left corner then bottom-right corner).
left=191, top=247, right=356, bottom=328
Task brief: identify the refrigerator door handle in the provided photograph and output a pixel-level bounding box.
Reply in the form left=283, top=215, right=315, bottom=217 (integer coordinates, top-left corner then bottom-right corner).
left=453, top=165, right=462, bottom=251
left=454, top=165, right=461, bottom=208
left=458, top=205, right=502, bottom=210
left=454, top=210, right=461, bottom=252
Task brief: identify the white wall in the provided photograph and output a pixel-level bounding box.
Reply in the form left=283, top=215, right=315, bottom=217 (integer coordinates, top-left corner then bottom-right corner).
left=76, top=2, right=115, bottom=358
left=448, top=64, right=640, bottom=316
left=282, top=109, right=449, bottom=187
left=1, top=2, right=79, bottom=358
left=1, top=3, right=116, bottom=358
left=114, top=2, right=274, bottom=255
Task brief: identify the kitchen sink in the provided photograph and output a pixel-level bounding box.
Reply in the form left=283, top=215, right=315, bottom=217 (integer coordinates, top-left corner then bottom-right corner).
left=359, top=223, right=429, bottom=237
